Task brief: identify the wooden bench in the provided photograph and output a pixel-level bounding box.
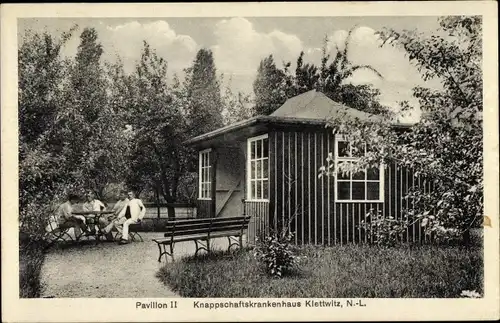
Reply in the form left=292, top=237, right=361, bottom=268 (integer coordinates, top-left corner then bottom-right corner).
left=152, top=216, right=251, bottom=262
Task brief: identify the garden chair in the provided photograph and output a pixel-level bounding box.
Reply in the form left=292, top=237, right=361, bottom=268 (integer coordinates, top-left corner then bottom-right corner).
left=44, top=216, right=86, bottom=248
left=113, top=220, right=144, bottom=242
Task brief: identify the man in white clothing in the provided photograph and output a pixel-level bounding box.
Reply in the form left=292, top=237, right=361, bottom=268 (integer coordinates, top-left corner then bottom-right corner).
left=101, top=190, right=129, bottom=240
left=117, top=191, right=146, bottom=245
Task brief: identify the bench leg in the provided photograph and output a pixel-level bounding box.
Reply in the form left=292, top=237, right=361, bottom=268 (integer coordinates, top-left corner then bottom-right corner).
left=194, top=239, right=209, bottom=257
left=194, top=240, right=199, bottom=256
left=155, top=243, right=175, bottom=263
left=227, top=235, right=242, bottom=252
left=156, top=242, right=163, bottom=262
left=169, top=243, right=175, bottom=262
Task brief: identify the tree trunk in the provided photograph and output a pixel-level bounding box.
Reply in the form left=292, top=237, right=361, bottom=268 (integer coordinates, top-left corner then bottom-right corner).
left=462, top=229, right=471, bottom=246
left=166, top=204, right=176, bottom=220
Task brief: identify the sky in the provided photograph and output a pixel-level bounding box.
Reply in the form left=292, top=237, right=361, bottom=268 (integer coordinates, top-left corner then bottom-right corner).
left=18, top=16, right=446, bottom=122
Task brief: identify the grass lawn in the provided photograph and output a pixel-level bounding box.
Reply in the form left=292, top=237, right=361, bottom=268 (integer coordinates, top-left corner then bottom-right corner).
left=157, top=244, right=483, bottom=298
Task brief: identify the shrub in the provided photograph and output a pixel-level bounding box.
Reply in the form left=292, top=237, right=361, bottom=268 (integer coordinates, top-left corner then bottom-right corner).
left=359, top=208, right=472, bottom=247
left=359, top=209, right=408, bottom=246
left=253, top=232, right=302, bottom=278
left=19, top=240, right=46, bottom=298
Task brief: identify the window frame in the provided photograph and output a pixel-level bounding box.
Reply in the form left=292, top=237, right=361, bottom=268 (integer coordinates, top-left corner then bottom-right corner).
left=334, top=135, right=384, bottom=203
left=246, top=134, right=269, bottom=202
left=198, top=148, right=212, bottom=200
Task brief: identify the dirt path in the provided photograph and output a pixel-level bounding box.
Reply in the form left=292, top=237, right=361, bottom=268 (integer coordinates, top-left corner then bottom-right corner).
left=40, top=232, right=232, bottom=298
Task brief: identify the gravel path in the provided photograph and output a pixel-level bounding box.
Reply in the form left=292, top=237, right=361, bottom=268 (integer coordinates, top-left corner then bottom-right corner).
left=40, top=232, right=232, bottom=298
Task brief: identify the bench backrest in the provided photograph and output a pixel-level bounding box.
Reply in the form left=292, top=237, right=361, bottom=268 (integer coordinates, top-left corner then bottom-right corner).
left=163, top=216, right=251, bottom=238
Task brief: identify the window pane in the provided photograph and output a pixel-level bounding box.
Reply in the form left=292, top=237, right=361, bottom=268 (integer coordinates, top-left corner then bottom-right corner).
left=256, top=139, right=262, bottom=158
left=352, top=169, right=365, bottom=180
left=338, top=181, right=350, bottom=200
left=352, top=143, right=366, bottom=157
left=263, top=158, right=268, bottom=179
left=263, top=179, right=269, bottom=199
left=251, top=161, right=256, bottom=180
left=251, top=141, right=256, bottom=159
left=263, top=138, right=269, bottom=158
left=352, top=182, right=365, bottom=200
left=367, top=182, right=380, bottom=200
left=367, top=167, right=380, bottom=180
left=337, top=161, right=350, bottom=180
left=337, top=141, right=350, bottom=157
left=257, top=181, right=262, bottom=199
left=256, top=160, right=262, bottom=179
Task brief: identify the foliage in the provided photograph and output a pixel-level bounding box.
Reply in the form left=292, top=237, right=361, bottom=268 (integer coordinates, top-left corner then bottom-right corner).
left=64, top=28, right=131, bottom=197
left=253, top=175, right=302, bottom=278
left=125, top=41, right=191, bottom=216
left=184, top=48, right=224, bottom=137
left=253, top=232, right=301, bottom=278
left=18, top=27, right=80, bottom=240
left=252, top=55, right=289, bottom=116
left=358, top=209, right=408, bottom=247
left=19, top=240, right=46, bottom=298
left=221, top=76, right=255, bottom=125
left=252, top=29, right=390, bottom=116
left=320, top=16, right=483, bottom=244
left=158, top=244, right=483, bottom=298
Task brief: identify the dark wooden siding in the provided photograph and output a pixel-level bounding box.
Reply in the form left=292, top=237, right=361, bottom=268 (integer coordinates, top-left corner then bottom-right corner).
left=266, top=128, right=428, bottom=245
left=245, top=201, right=270, bottom=245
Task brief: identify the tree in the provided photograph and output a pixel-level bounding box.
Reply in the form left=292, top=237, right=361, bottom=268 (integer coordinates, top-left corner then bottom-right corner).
left=127, top=41, right=190, bottom=218
left=184, top=49, right=224, bottom=137
left=294, top=51, right=320, bottom=95
left=252, top=55, right=289, bottom=115
left=252, top=29, right=389, bottom=116
left=221, top=76, right=255, bottom=125
left=321, top=16, right=483, bottom=244
left=57, top=27, right=128, bottom=198
left=18, top=27, right=79, bottom=240
left=317, top=30, right=389, bottom=114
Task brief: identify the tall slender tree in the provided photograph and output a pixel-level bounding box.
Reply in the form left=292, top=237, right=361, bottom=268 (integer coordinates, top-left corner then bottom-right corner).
left=252, top=55, right=289, bottom=116
left=184, top=49, right=224, bottom=137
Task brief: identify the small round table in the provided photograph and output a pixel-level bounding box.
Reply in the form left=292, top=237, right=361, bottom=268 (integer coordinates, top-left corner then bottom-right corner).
left=72, top=210, right=115, bottom=243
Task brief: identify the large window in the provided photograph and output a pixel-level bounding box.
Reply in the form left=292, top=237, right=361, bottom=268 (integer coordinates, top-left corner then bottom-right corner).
left=335, top=136, right=384, bottom=202
left=199, top=149, right=212, bottom=200
left=247, top=134, right=269, bottom=201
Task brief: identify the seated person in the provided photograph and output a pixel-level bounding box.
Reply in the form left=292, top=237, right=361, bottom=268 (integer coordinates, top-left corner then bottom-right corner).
left=56, top=193, right=87, bottom=238
left=116, top=190, right=146, bottom=245
left=82, top=191, right=106, bottom=234
left=101, top=190, right=130, bottom=240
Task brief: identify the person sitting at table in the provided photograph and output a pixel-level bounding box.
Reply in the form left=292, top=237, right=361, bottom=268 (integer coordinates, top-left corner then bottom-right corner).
left=100, top=190, right=130, bottom=241
left=82, top=191, right=106, bottom=234
left=57, top=193, right=87, bottom=238
left=116, top=190, right=146, bottom=245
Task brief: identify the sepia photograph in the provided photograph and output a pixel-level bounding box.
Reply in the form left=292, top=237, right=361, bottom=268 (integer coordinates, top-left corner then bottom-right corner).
left=2, top=2, right=499, bottom=322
